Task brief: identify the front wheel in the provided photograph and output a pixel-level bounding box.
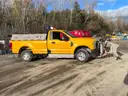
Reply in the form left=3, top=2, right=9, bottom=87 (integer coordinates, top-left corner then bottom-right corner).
left=20, top=50, right=33, bottom=62
left=75, top=48, right=89, bottom=62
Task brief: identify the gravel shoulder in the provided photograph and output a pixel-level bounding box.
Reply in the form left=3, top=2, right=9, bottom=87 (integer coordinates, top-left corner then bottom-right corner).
left=0, top=40, right=128, bottom=96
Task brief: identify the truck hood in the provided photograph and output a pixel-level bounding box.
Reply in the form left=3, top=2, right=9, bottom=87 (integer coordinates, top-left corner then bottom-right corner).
left=71, top=37, right=97, bottom=50
left=72, top=37, right=96, bottom=43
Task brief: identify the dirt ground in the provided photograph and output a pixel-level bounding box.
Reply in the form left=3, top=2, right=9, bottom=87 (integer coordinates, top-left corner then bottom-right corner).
left=0, top=40, right=128, bottom=96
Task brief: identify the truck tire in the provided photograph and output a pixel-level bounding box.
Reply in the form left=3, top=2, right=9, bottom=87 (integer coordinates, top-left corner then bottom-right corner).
left=75, top=48, right=89, bottom=62
left=20, top=50, right=33, bottom=62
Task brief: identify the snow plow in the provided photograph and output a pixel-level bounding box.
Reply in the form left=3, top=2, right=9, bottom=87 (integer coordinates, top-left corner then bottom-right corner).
left=9, top=28, right=122, bottom=62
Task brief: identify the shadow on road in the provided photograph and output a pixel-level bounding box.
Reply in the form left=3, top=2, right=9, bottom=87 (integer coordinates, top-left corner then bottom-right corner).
left=123, top=73, right=128, bottom=85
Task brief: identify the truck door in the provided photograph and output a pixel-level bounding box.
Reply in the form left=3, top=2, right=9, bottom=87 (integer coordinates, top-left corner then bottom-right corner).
left=48, top=31, right=72, bottom=54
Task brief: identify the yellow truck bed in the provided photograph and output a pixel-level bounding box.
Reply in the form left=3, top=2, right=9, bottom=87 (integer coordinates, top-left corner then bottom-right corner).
left=10, top=40, right=48, bottom=54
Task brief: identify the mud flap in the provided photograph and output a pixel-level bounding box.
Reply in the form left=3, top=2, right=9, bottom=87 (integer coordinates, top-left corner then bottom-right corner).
left=86, top=48, right=97, bottom=58
left=86, top=48, right=91, bottom=53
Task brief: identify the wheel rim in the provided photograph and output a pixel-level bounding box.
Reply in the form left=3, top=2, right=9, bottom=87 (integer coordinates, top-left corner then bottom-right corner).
left=77, top=52, right=86, bottom=61
left=23, top=53, right=31, bottom=61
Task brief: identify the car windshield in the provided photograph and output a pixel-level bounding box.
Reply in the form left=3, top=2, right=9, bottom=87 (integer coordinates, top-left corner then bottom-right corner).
left=64, top=30, right=77, bottom=38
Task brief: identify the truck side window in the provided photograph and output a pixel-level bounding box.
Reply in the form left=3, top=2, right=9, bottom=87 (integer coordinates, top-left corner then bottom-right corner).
left=50, top=32, right=69, bottom=41
left=50, top=32, right=61, bottom=40
left=61, top=34, right=69, bottom=41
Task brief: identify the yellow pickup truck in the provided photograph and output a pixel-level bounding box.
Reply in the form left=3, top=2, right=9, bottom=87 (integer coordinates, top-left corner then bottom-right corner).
left=10, top=30, right=100, bottom=62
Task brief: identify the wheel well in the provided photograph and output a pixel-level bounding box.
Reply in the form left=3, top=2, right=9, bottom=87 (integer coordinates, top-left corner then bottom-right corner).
left=74, top=46, right=90, bottom=54
left=18, top=46, right=31, bottom=56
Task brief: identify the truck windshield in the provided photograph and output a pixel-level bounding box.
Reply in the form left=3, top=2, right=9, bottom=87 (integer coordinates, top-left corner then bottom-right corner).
left=64, top=30, right=77, bottom=38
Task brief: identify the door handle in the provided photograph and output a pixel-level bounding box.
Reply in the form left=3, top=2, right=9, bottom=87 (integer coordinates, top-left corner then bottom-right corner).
left=51, top=42, right=56, bottom=44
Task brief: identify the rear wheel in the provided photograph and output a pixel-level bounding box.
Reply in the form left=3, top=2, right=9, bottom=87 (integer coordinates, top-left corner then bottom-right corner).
left=75, top=48, right=89, bottom=62
left=20, top=50, right=33, bottom=62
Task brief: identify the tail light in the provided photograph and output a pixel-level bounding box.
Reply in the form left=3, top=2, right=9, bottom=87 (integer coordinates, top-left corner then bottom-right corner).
left=9, top=42, right=12, bottom=50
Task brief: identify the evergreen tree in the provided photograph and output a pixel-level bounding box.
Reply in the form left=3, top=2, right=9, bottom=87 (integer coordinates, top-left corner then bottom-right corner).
left=71, top=1, right=83, bottom=30
left=1, top=0, right=128, bottom=35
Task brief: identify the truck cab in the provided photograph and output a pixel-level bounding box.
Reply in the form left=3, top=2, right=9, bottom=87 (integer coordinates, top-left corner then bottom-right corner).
left=10, top=30, right=99, bottom=62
